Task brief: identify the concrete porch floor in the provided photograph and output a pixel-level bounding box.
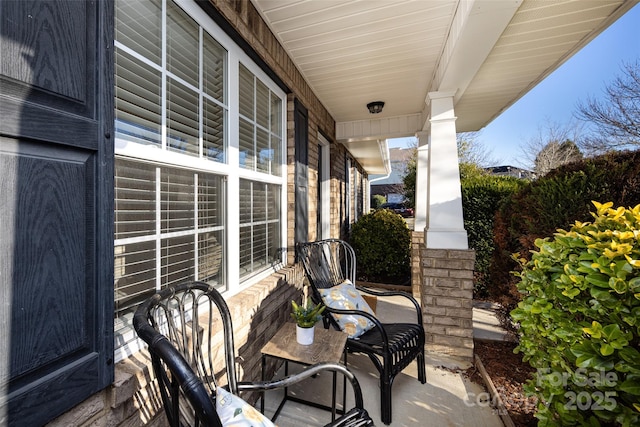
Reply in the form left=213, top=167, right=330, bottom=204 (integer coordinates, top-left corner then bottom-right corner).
left=259, top=295, right=506, bottom=426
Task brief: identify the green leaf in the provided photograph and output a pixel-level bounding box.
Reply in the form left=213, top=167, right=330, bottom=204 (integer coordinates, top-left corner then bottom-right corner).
left=600, top=343, right=614, bottom=356
left=577, top=261, right=597, bottom=273
left=571, top=343, right=614, bottom=370
left=562, top=287, right=580, bottom=298
left=620, top=379, right=640, bottom=396
left=611, top=277, right=629, bottom=294
left=619, top=347, right=640, bottom=365
left=583, top=321, right=603, bottom=338
left=586, top=273, right=611, bottom=288
left=602, top=324, right=629, bottom=347
left=629, top=276, right=640, bottom=292
left=590, top=287, right=614, bottom=301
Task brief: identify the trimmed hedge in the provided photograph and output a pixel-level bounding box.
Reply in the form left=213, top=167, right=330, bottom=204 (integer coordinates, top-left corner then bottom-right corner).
left=492, top=150, right=640, bottom=308
left=461, top=174, right=524, bottom=297
left=511, top=202, right=640, bottom=426
left=350, top=209, right=411, bottom=283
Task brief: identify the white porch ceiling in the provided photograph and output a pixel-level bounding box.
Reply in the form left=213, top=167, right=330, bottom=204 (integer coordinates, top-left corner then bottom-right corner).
left=252, top=0, right=637, bottom=174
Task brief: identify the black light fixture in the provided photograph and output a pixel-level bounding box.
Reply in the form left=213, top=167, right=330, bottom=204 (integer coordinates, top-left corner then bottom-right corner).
left=367, top=101, right=385, bottom=114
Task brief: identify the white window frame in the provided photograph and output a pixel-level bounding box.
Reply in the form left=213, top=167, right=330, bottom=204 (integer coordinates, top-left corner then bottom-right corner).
left=345, top=157, right=351, bottom=229
left=113, top=0, right=287, bottom=361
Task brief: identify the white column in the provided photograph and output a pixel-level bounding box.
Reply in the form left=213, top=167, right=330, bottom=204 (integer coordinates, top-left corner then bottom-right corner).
left=413, top=131, right=429, bottom=232
left=425, top=91, right=468, bottom=249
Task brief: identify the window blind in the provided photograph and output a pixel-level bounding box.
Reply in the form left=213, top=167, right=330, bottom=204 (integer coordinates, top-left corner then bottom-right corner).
left=115, top=0, right=161, bottom=66
left=115, top=49, right=162, bottom=146
left=167, top=0, right=199, bottom=88
left=114, top=158, right=226, bottom=317
left=167, top=77, right=199, bottom=156
left=238, top=63, right=283, bottom=175
left=203, top=31, right=226, bottom=102
left=114, top=159, right=156, bottom=240
left=238, top=180, right=281, bottom=279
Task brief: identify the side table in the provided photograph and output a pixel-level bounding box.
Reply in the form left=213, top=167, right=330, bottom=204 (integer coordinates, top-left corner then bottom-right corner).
left=260, top=322, right=348, bottom=422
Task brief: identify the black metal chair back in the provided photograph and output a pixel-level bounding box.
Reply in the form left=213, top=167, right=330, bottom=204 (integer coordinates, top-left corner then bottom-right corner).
left=134, top=282, right=231, bottom=426
left=134, top=281, right=375, bottom=427
left=298, top=238, right=356, bottom=289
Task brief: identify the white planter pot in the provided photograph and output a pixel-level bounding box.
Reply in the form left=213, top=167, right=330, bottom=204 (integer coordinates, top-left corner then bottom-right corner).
left=296, top=324, right=315, bottom=345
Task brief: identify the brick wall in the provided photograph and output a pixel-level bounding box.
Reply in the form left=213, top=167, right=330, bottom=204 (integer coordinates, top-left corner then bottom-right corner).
left=48, top=1, right=372, bottom=423
left=47, top=266, right=304, bottom=427
left=420, top=247, right=476, bottom=362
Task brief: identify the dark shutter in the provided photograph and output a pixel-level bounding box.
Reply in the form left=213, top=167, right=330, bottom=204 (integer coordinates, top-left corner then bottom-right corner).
left=294, top=99, right=309, bottom=246
left=0, top=1, right=114, bottom=425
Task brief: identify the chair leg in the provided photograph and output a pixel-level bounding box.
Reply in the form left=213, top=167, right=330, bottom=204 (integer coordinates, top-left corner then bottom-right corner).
left=380, top=375, right=392, bottom=425
left=417, top=349, right=427, bottom=384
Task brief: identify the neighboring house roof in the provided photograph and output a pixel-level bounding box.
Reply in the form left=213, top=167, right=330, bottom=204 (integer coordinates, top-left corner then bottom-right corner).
left=371, top=184, right=404, bottom=198
left=486, top=165, right=536, bottom=179
left=253, top=0, right=637, bottom=175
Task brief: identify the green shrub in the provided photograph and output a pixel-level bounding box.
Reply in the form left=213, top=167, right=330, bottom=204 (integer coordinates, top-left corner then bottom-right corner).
left=492, top=150, right=640, bottom=308
left=371, top=194, right=386, bottom=209
left=511, top=201, right=640, bottom=426
left=461, top=174, right=524, bottom=297
left=350, top=209, right=411, bottom=283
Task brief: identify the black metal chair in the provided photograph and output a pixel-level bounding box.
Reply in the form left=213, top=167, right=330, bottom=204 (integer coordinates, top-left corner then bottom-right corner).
left=297, top=239, right=426, bottom=425
left=133, top=281, right=374, bottom=427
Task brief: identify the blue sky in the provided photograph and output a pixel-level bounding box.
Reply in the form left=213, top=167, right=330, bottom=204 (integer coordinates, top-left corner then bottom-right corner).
left=389, top=3, right=640, bottom=168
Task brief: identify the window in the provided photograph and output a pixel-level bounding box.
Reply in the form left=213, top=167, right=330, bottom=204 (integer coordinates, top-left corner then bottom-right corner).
left=115, top=0, right=227, bottom=160
left=239, top=179, right=281, bottom=278
left=239, top=64, right=282, bottom=175
left=114, top=159, right=225, bottom=317
left=114, top=0, right=286, bottom=357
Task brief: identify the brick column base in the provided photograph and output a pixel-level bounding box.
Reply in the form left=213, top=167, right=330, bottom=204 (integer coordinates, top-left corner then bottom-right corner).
left=420, top=247, right=475, bottom=362
left=411, top=231, right=424, bottom=301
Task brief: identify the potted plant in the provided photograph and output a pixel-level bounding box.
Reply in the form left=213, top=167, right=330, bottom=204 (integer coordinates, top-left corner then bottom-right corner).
left=291, top=294, right=325, bottom=345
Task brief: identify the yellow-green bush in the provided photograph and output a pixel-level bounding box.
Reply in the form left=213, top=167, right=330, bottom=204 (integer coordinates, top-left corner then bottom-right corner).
left=511, top=202, right=640, bottom=426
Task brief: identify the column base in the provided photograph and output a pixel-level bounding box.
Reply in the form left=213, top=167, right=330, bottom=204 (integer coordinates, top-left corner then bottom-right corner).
left=420, top=246, right=475, bottom=363
left=424, top=228, right=468, bottom=250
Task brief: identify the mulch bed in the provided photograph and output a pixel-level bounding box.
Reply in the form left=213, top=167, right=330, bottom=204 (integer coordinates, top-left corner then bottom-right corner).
left=470, top=340, right=538, bottom=427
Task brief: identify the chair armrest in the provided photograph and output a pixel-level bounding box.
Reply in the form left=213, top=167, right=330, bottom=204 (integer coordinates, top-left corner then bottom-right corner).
left=356, top=286, right=423, bottom=325
left=236, top=362, right=365, bottom=409
left=322, top=306, right=389, bottom=349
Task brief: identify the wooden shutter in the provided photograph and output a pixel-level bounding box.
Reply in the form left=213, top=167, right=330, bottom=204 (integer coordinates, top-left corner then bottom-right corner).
left=0, top=1, right=114, bottom=425
left=294, top=99, right=309, bottom=246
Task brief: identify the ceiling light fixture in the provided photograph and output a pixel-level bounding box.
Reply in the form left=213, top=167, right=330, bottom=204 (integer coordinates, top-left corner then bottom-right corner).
left=367, top=101, right=385, bottom=114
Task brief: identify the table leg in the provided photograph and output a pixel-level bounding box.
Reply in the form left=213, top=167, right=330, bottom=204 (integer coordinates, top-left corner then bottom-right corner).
left=271, top=361, right=289, bottom=422
left=331, top=371, right=337, bottom=421
left=342, top=349, right=347, bottom=414
left=261, top=355, right=266, bottom=414
left=284, top=360, right=289, bottom=400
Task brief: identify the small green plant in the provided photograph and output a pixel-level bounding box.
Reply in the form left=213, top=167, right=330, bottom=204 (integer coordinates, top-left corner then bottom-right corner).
left=511, top=201, right=640, bottom=426
left=290, top=298, right=325, bottom=328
